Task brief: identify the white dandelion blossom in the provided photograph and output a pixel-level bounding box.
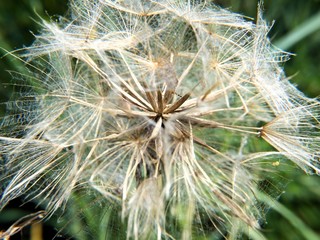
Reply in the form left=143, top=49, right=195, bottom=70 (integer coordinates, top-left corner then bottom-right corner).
left=1, top=0, right=319, bottom=239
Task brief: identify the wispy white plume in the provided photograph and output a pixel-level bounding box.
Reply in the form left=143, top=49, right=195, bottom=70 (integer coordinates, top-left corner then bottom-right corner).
left=1, top=0, right=319, bottom=239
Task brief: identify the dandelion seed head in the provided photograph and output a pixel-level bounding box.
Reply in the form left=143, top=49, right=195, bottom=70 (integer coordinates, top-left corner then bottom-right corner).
left=1, top=0, right=319, bottom=239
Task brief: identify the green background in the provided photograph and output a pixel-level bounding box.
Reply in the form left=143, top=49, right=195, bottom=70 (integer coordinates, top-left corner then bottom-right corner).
left=0, top=0, right=319, bottom=239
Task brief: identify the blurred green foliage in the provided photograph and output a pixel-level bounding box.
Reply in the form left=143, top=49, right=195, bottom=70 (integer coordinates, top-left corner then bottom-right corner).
left=0, top=0, right=319, bottom=239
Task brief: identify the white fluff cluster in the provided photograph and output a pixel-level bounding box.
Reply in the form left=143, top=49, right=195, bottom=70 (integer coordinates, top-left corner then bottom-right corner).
left=1, top=0, right=319, bottom=239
